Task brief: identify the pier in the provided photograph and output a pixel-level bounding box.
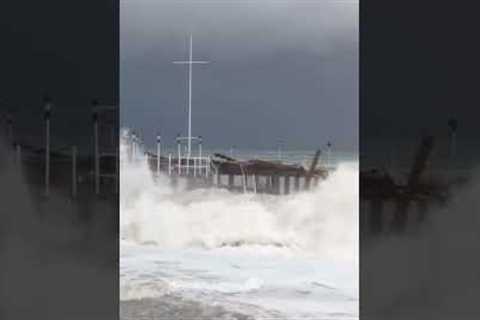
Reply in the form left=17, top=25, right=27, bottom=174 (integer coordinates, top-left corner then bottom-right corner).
left=1, top=97, right=118, bottom=199
left=123, top=131, right=330, bottom=195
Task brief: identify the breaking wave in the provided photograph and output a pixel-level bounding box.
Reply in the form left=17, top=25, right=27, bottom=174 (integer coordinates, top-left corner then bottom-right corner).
left=120, top=131, right=358, bottom=262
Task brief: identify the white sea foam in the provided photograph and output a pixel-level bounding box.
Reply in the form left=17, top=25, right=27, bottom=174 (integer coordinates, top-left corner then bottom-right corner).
left=120, top=130, right=358, bottom=318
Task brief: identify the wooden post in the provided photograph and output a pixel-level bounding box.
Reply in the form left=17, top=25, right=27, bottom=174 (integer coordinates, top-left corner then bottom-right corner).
left=284, top=175, right=290, bottom=195
left=407, top=135, right=435, bottom=190
left=72, top=146, right=77, bottom=198
left=266, top=176, right=272, bottom=193
left=228, top=174, right=234, bottom=189
left=206, top=156, right=210, bottom=177
left=305, top=150, right=321, bottom=191
left=253, top=175, right=258, bottom=194
left=217, top=172, right=221, bottom=186
left=271, top=174, right=279, bottom=195
left=275, top=175, right=281, bottom=195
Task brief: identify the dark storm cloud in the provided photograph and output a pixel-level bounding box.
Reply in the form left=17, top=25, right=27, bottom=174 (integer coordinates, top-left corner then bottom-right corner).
left=121, top=0, right=358, bottom=150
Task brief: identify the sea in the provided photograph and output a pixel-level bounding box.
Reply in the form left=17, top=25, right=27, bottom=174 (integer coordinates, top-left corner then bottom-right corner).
left=120, top=133, right=359, bottom=319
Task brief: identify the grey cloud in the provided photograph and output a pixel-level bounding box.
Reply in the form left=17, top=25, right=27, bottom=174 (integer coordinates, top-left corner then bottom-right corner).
left=121, top=0, right=358, bottom=150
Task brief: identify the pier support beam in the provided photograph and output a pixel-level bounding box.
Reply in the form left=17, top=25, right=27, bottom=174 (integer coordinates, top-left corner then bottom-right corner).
left=272, top=174, right=280, bottom=195
left=284, top=175, right=290, bottom=195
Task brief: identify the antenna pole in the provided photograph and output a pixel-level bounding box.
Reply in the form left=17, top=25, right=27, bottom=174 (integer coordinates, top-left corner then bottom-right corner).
left=172, top=35, right=210, bottom=160
left=188, top=35, right=193, bottom=158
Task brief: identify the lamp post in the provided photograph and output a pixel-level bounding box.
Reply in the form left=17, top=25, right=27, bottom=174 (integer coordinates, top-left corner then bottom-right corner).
left=92, top=100, right=100, bottom=195
left=44, top=96, right=52, bottom=197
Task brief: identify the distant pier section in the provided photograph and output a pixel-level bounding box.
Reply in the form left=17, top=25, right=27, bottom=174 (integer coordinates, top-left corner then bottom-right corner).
left=2, top=97, right=118, bottom=199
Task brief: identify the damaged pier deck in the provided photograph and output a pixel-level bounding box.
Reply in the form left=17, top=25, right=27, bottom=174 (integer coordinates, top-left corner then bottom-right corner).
left=360, top=135, right=469, bottom=236
left=146, top=150, right=329, bottom=195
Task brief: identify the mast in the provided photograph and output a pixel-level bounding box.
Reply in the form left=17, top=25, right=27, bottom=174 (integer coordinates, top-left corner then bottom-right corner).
left=173, top=35, right=210, bottom=157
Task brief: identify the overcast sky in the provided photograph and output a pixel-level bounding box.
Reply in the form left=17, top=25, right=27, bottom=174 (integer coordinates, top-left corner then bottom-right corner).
left=121, top=0, right=358, bottom=151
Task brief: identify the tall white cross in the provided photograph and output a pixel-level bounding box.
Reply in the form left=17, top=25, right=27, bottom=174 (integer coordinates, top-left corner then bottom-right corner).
left=173, top=35, right=209, bottom=158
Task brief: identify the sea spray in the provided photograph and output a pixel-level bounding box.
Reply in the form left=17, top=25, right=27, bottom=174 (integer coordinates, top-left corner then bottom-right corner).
left=120, top=131, right=358, bottom=261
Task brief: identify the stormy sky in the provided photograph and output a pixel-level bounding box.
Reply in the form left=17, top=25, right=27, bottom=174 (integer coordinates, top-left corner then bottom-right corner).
left=120, top=0, right=358, bottom=151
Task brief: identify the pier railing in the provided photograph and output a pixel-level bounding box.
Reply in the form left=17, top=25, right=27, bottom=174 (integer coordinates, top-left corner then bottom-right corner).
left=149, top=154, right=212, bottom=177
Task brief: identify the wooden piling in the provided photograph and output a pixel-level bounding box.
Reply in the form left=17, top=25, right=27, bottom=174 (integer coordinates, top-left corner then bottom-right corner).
left=272, top=174, right=280, bottom=195
left=284, top=175, right=290, bottom=195
left=305, top=150, right=321, bottom=191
